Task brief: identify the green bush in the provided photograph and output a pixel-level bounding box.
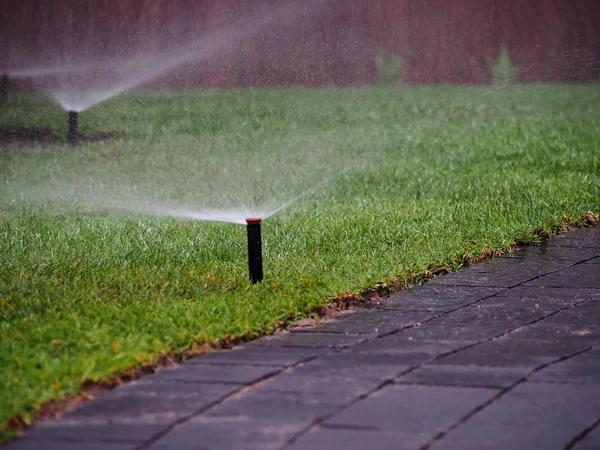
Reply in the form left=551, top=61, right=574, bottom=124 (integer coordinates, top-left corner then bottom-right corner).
left=376, top=47, right=403, bottom=84
left=488, top=45, right=519, bottom=84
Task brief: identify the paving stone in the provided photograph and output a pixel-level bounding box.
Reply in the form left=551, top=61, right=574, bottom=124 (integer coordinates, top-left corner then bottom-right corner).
left=16, top=420, right=168, bottom=445
left=60, top=380, right=236, bottom=423
left=426, top=258, right=573, bottom=288
left=149, top=363, right=277, bottom=384
left=515, top=300, right=600, bottom=331
left=259, top=352, right=410, bottom=400
left=323, top=385, right=497, bottom=442
left=291, top=310, right=434, bottom=335
left=528, top=346, right=600, bottom=385
left=438, top=301, right=550, bottom=323
left=146, top=417, right=304, bottom=450
left=4, top=440, right=136, bottom=450
left=204, top=389, right=341, bottom=421
left=435, top=332, right=592, bottom=368
left=584, top=257, right=600, bottom=264
left=352, top=335, right=475, bottom=361
left=398, top=364, right=528, bottom=388
left=397, top=315, right=525, bottom=342
left=188, top=346, right=321, bottom=367
left=495, top=285, right=600, bottom=300
left=543, top=228, right=600, bottom=248
left=473, top=295, right=574, bottom=311
left=247, top=331, right=367, bottom=348
left=526, top=263, right=600, bottom=289
left=430, top=382, right=600, bottom=450
left=511, top=323, right=599, bottom=344
left=499, top=245, right=600, bottom=260
left=287, top=428, right=415, bottom=450
left=463, top=257, right=574, bottom=272
left=572, top=424, right=600, bottom=450
left=377, top=286, right=504, bottom=312
left=426, top=269, right=544, bottom=288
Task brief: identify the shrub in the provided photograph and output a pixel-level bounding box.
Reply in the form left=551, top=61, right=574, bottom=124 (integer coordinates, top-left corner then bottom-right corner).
left=376, top=47, right=403, bottom=84
left=488, top=45, right=519, bottom=84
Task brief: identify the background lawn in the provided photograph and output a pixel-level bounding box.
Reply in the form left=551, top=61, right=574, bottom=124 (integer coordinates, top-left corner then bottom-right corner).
left=1, top=84, right=599, bottom=440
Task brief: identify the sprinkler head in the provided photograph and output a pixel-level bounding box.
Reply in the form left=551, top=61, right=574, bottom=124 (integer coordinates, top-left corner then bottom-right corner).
left=246, top=218, right=263, bottom=284
left=68, top=111, right=78, bottom=145
left=1, top=74, right=9, bottom=102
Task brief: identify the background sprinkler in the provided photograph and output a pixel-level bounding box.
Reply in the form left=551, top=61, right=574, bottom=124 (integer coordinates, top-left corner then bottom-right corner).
left=68, top=111, right=78, bottom=145
left=246, top=218, right=263, bottom=284
left=1, top=74, right=9, bottom=102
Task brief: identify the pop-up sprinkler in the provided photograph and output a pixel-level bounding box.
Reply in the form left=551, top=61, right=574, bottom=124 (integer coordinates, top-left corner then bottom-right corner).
left=1, top=74, right=9, bottom=102
left=68, top=111, right=78, bottom=145
left=246, top=218, right=263, bottom=283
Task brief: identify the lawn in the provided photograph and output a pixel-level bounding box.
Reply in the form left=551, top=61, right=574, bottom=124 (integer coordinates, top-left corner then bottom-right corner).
left=1, top=84, right=599, bottom=440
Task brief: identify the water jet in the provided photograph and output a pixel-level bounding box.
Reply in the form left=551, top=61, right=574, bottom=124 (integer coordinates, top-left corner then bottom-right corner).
left=1, top=74, right=9, bottom=102
left=246, top=218, right=263, bottom=284
left=68, top=111, right=78, bottom=145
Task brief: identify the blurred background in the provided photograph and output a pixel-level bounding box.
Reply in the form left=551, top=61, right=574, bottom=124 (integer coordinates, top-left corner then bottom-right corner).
left=2, top=0, right=599, bottom=90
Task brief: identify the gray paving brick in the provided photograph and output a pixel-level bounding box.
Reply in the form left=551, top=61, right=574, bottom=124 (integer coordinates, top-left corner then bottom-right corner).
left=585, top=257, right=600, bottom=264
left=4, top=440, right=135, bottom=450
left=204, top=389, right=341, bottom=421
left=149, top=363, right=278, bottom=384
left=378, top=286, right=504, bottom=312
left=528, top=346, right=600, bottom=385
left=426, top=258, right=571, bottom=287
left=464, top=257, right=574, bottom=272
left=572, top=424, right=600, bottom=450
left=495, top=285, right=600, bottom=300
left=526, top=263, right=600, bottom=289
left=323, top=385, right=497, bottom=443
left=352, top=335, right=475, bottom=360
left=398, top=364, right=528, bottom=388
left=190, top=346, right=322, bottom=366
left=435, top=332, right=592, bottom=368
left=287, top=428, right=415, bottom=450
left=396, top=309, right=534, bottom=341
left=38, top=380, right=237, bottom=438
left=259, top=352, right=409, bottom=400
left=146, top=417, right=304, bottom=450
left=247, top=331, right=367, bottom=348
left=544, top=228, right=600, bottom=248
left=499, top=245, right=600, bottom=260
left=474, top=295, right=576, bottom=310
left=430, top=382, right=600, bottom=450
left=291, top=310, right=434, bottom=335
left=16, top=420, right=168, bottom=445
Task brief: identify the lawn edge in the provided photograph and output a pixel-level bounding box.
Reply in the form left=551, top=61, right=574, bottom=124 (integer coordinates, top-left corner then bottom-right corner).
left=2, top=210, right=598, bottom=445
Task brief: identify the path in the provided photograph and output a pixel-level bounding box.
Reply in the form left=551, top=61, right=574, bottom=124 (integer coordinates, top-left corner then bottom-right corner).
left=6, top=227, right=600, bottom=450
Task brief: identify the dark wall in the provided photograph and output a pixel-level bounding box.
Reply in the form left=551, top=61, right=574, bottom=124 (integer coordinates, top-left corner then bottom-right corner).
left=1, top=0, right=599, bottom=88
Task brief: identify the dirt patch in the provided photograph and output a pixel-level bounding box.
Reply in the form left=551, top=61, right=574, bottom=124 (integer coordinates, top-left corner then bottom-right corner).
left=0, top=127, right=123, bottom=148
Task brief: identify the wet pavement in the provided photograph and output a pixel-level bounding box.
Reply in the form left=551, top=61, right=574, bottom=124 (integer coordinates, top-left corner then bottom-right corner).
left=6, top=227, right=600, bottom=450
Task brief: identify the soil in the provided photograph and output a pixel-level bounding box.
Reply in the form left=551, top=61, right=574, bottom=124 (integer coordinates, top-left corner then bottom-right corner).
left=0, top=127, right=123, bottom=148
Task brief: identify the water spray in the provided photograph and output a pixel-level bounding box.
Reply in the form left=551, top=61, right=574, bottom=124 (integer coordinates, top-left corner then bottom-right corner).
left=68, top=111, right=78, bottom=145
left=246, top=218, right=263, bottom=284
left=1, top=74, right=9, bottom=102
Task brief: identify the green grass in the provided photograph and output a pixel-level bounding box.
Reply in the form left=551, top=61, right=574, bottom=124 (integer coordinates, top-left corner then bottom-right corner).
left=1, top=84, right=599, bottom=440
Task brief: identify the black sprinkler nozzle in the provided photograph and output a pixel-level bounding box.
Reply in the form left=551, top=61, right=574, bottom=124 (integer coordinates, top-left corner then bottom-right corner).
left=1, top=74, right=9, bottom=102
left=246, top=218, right=263, bottom=284
left=68, top=111, right=78, bottom=145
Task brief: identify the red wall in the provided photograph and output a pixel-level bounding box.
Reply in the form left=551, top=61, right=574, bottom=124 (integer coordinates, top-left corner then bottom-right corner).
left=1, top=0, right=599, bottom=88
